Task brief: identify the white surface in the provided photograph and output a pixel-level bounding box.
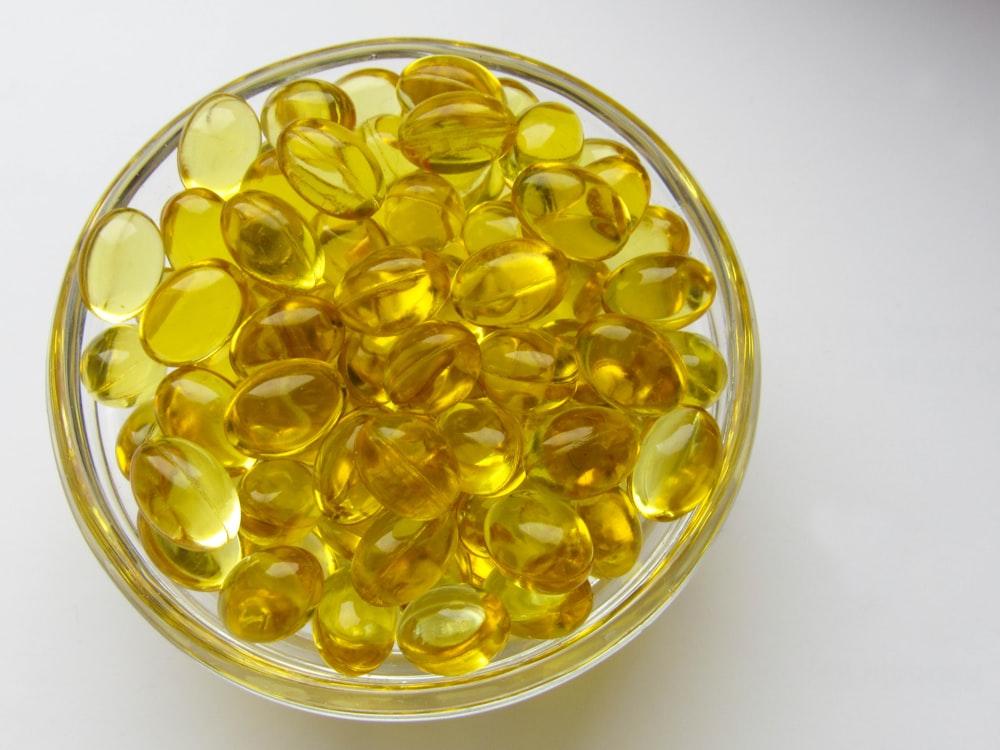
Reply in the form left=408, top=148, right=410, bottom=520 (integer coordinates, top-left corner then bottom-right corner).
left=2, top=0, right=998, bottom=747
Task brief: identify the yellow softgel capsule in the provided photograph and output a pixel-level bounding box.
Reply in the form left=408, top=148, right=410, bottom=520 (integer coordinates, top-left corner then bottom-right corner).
left=461, top=199, right=523, bottom=253
left=631, top=406, right=723, bottom=520
left=130, top=436, right=241, bottom=551
left=241, top=148, right=320, bottom=220
left=437, top=399, right=523, bottom=497
left=139, top=260, right=248, bottom=366
left=312, top=568, right=399, bottom=676
left=484, top=489, right=593, bottom=594
left=512, top=162, right=630, bottom=261
left=351, top=511, right=458, bottom=606
left=293, top=529, right=342, bottom=577
left=524, top=405, right=640, bottom=499
left=225, top=359, right=344, bottom=457
left=338, top=331, right=395, bottom=406
left=619, top=204, right=690, bottom=258
left=80, top=324, right=165, bottom=407
left=396, top=55, right=505, bottom=110
left=114, top=400, right=160, bottom=476
left=355, top=413, right=462, bottom=519
left=313, top=410, right=383, bottom=525
left=333, top=245, right=451, bottom=335
left=178, top=93, right=261, bottom=199
left=574, top=487, right=642, bottom=578
left=78, top=208, right=164, bottom=323
left=357, top=114, right=419, bottom=184
left=261, top=78, right=356, bottom=146
left=335, top=68, right=401, bottom=122
left=312, top=213, right=387, bottom=287
left=483, top=570, right=593, bottom=639
left=478, top=328, right=578, bottom=413
left=499, top=77, right=538, bottom=117
left=376, top=171, right=465, bottom=250
left=603, top=254, right=716, bottom=328
left=662, top=330, right=728, bottom=408
left=138, top=516, right=242, bottom=591
left=397, top=584, right=510, bottom=676
left=535, top=258, right=608, bottom=325
left=218, top=546, right=324, bottom=642
left=584, top=155, right=650, bottom=228
left=315, top=515, right=376, bottom=561
left=441, top=161, right=506, bottom=209
left=515, top=102, right=584, bottom=165
left=576, top=137, right=638, bottom=166
left=452, top=238, right=570, bottom=327
left=160, top=188, right=230, bottom=268
left=384, top=321, right=482, bottom=414
left=237, top=459, right=321, bottom=545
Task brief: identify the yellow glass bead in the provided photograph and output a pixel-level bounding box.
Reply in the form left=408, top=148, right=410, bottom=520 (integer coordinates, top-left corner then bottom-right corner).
left=619, top=204, right=690, bottom=258
left=338, top=331, right=395, bottom=406
left=397, top=584, right=510, bottom=676
left=631, top=406, right=723, bottom=520
left=357, top=114, right=419, bottom=184
left=383, top=321, right=481, bottom=414
left=160, top=188, right=230, bottom=268
left=241, top=148, right=319, bottom=220
left=376, top=171, right=465, bottom=250
left=441, top=160, right=506, bottom=209
left=438, top=399, right=523, bottom=497
left=662, top=330, right=728, bottom=408
left=178, top=93, right=261, bottom=199
left=574, top=487, right=642, bottom=578
left=483, top=570, right=593, bottom=639
left=130, top=436, right=241, bottom=551
left=515, top=102, right=584, bottom=164
left=138, top=515, right=243, bottom=592
left=80, top=324, right=165, bottom=407
left=603, top=253, right=716, bottom=328
left=237, top=459, right=321, bottom=545
left=78, top=208, right=164, bottom=323
left=335, top=68, right=401, bottom=122
left=499, top=77, right=538, bottom=116
left=313, top=410, right=383, bottom=525
left=584, top=155, right=650, bottom=227
left=396, top=55, right=505, bottom=110
left=478, top=328, right=578, bottom=413
left=535, top=258, right=608, bottom=325
left=217, top=546, right=324, bottom=642
left=312, top=569, right=399, bottom=676
left=115, top=400, right=160, bottom=477
left=312, top=213, right=387, bottom=287
left=462, top=199, right=523, bottom=253
left=261, top=78, right=356, bottom=146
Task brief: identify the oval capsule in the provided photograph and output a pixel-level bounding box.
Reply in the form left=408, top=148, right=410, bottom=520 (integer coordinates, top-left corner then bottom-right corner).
left=138, top=515, right=242, bottom=592
left=312, top=213, right=387, bottom=287
left=662, top=330, right=728, bottom=408
left=483, top=569, right=593, bottom=639
left=261, top=78, right=356, bottom=146
left=377, top=171, right=465, bottom=251
left=619, top=204, right=690, bottom=258
left=584, top=155, right=650, bottom=227
left=499, top=77, right=539, bottom=116
left=384, top=321, right=482, bottom=414
left=241, top=148, right=320, bottom=220
left=535, top=258, right=608, bottom=325
left=396, top=54, right=505, bottom=110
left=80, top=325, right=165, bottom=407
left=238, top=459, right=321, bottom=546
left=178, top=93, right=261, bottom=199
left=515, top=102, right=584, bottom=165
left=357, top=114, right=420, bottom=184
left=478, top=328, right=578, bottom=413
left=337, top=331, right=395, bottom=406
left=603, top=253, right=716, bottom=328
left=462, top=199, right=523, bottom=253
left=161, top=189, right=230, bottom=269
left=437, top=399, right=524, bottom=497
left=114, top=400, right=160, bottom=476
left=574, top=487, right=643, bottom=578
left=336, top=67, right=401, bottom=122
left=313, top=410, right=383, bottom=525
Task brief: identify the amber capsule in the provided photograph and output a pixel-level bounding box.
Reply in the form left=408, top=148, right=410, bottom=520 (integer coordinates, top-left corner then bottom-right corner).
left=535, top=258, right=608, bottom=325
left=574, top=487, right=642, bottom=578
left=462, top=199, right=523, bottom=253
left=241, top=148, right=320, bottom=220
left=178, top=93, right=261, bottom=199
left=78, top=208, right=164, bottom=323
left=294, top=530, right=342, bottom=577
left=483, top=570, right=593, bottom=639
left=376, top=171, right=465, bottom=250
left=338, top=331, right=394, bottom=406
left=662, top=330, right=728, bottom=408
left=315, top=515, right=376, bottom=561
left=585, top=155, right=650, bottom=227
left=312, top=213, right=388, bottom=287
left=138, top=516, right=242, bottom=591
left=312, top=568, right=399, bottom=675
left=160, top=189, right=230, bottom=269
left=619, top=204, right=690, bottom=258
left=515, top=102, right=584, bottom=165
left=454, top=493, right=499, bottom=557
left=357, top=114, right=419, bottom=183
left=396, top=54, right=505, bottom=110
left=237, top=459, right=321, bottom=546
left=336, top=68, right=401, bottom=122
left=499, top=77, right=538, bottom=117
left=313, top=411, right=383, bottom=525
left=383, top=321, right=481, bottom=414
left=603, top=254, right=716, bottom=328
left=261, top=78, right=356, bottom=146
left=115, top=401, right=160, bottom=477
left=218, top=546, right=324, bottom=642
left=441, top=161, right=506, bottom=208
left=478, top=328, right=578, bottom=413
left=576, top=138, right=639, bottom=166
left=80, top=325, right=165, bottom=407
left=351, top=511, right=457, bottom=606
left=438, top=399, right=523, bottom=497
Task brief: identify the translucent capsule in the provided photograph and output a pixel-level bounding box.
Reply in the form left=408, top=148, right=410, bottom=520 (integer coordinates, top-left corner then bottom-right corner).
left=312, top=213, right=387, bottom=287
left=631, top=406, right=723, bottom=520
left=338, top=331, right=394, bottom=406
left=524, top=405, right=640, bottom=499
left=512, top=162, right=630, bottom=261
left=178, top=93, right=261, bottom=199
left=462, top=199, right=523, bottom=253
left=483, top=570, right=593, bottom=639
left=499, top=77, right=538, bottom=117
left=224, top=359, right=344, bottom=457
left=396, top=54, right=505, bottom=110
left=78, top=209, right=164, bottom=323
left=138, top=516, right=242, bottom=591
left=294, top=529, right=341, bottom=576
left=312, top=569, right=399, bottom=675
left=662, top=330, right=728, bottom=408
left=441, top=161, right=506, bottom=208
left=438, top=399, right=523, bottom=497
left=452, top=238, right=570, bottom=327
left=315, top=515, right=375, bottom=561
left=139, top=260, right=248, bottom=366
left=384, top=321, right=482, bottom=414
left=603, top=254, right=716, bottom=328
left=313, top=411, right=383, bottom=525
left=351, top=511, right=457, bottom=606
left=355, top=414, right=461, bottom=519
left=576, top=314, right=685, bottom=415
left=335, top=68, right=401, bottom=122
left=277, top=118, right=385, bottom=218
left=199, top=340, right=240, bottom=383
left=484, top=489, right=593, bottom=594
left=130, top=437, right=241, bottom=551
left=478, top=328, right=578, bottom=413
left=160, top=189, right=230, bottom=268
left=357, top=114, right=419, bottom=183
left=241, top=148, right=319, bottom=220
left=115, top=400, right=160, bottom=477
left=261, top=78, right=356, bottom=146
left=515, top=102, right=584, bottom=164
left=454, top=493, right=499, bottom=557
left=535, top=258, right=608, bottom=325
left=376, top=171, right=465, bottom=250
left=574, top=487, right=642, bottom=577
left=238, top=459, right=321, bottom=546
left=333, top=246, right=451, bottom=335
left=80, top=325, right=165, bottom=407
left=218, top=546, right=324, bottom=642
left=619, top=204, right=690, bottom=258
left=585, top=155, right=650, bottom=227
left=397, top=584, right=510, bottom=676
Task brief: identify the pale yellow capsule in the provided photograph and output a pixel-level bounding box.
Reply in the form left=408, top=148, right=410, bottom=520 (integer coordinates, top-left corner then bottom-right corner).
left=498, top=77, right=538, bottom=116
left=178, top=93, right=261, bottom=199
left=80, top=325, right=165, bottom=407
left=384, top=321, right=482, bottom=414
left=603, top=254, right=716, bottom=328
left=357, top=114, right=419, bottom=184
left=313, top=411, right=383, bottom=525
left=483, top=569, right=593, bottom=639
left=438, top=399, right=523, bottom=497
left=462, top=200, right=523, bottom=253
left=160, top=189, right=230, bottom=269
left=238, top=459, right=321, bottom=546
left=478, top=328, right=578, bottom=413
left=515, top=102, right=584, bottom=164
left=574, top=487, right=643, bottom=578
left=115, top=400, right=160, bottom=476
left=584, top=155, right=650, bottom=227
left=312, top=213, right=388, bottom=287
left=138, top=515, right=242, bottom=591
left=376, top=171, right=465, bottom=251
left=662, top=330, right=728, bottom=408
left=397, top=55, right=505, bottom=110
left=441, top=161, right=506, bottom=209
left=335, top=68, right=401, bottom=122
left=261, top=78, right=356, bottom=146
left=241, top=148, right=319, bottom=220
left=619, top=204, right=690, bottom=258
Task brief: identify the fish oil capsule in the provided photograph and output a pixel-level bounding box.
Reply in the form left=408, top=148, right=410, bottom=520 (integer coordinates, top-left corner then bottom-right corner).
left=357, top=114, right=419, bottom=183
left=396, top=55, right=505, bottom=110
left=576, top=138, right=638, bottom=166
left=631, top=406, right=723, bottom=520
left=139, top=260, right=248, bottom=365
left=312, top=213, right=387, bottom=287
left=333, top=246, right=451, bottom=335
left=338, top=331, right=394, bottom=406
left=293, top=529, right=341, bottom=577
left=351, top=511, right=457, bottom=606
left=241, top=148, right=320, bottom=220
left=225, top=359, right=344, bottom=457
left=499, top=77, right=538, bottom=117
left=376, top=171, right=465, bottom=250
left=178, top=93, right=261, bottom=199
left=576, top=314, right=685, bottom=415
left=478, top=328, right=578, bottom=413
left=115, top=401, right=160, bottom=476
left=355, top=414, right=462, bottom=519
left=312, top=568, right=399, bottom=675
left=384, top=321, right=482, bottom=414
left=277, top=118, right=385, bottom=218
left=130, top=436, right=241, bottom=550
left=452, top=238, right=570, bottom=327
left=218, top=546, right=324, bottom=642
left=313, top=410, right=383, bottom=525
left=441, top=161, right=506, bottom=208
left=438, top=399, right=523, bottom=497
left=237, top=459, right=321, bottom=545
left=574, top=487, right=642, bottom=578
left=535, top=258, right=608, bottom=325
left=619, top=204, right=690, bottom=258
left=78, top=208, right=164, bottom=323
left=199, top=341, right=241, bottom=383
left=261, top=78, right=356, bottom=146
left=662, top=330, right=728, bottom=408
left=524, top=405, right=640, bottom=499
left=315, top=515, right=376, bottom=561
left=485, top=489, right=593, bottom=594
left=80, top=325, right=165, bottom=407
left=160, top=189, right=230, bottom=268
left=336, top=68, right=401, bottom=122
left=603, top=254, right=716, bottom=328
left=512, top=162, right=631, bottom=261
left=138, top=516, right=242, bottom=591
left=585, top=155, right=650, bottom=227
left=483, top=570, right=593, bottom=639
left=462, top=199, right=523, bottom=253
left=454, top=493, right=499, bottom=557
left=515, top=102, right=584, bottom=165
left=397, top=584, right=509, bottom=676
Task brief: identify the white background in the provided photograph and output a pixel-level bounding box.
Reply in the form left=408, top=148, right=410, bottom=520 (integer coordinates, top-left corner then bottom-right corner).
left=2, top=0, right=998, bottom=747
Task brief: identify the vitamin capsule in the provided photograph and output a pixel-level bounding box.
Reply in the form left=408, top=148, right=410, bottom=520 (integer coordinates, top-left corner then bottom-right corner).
left=224, top=359, right=344, bottom=457
left=218, top=546, right=324, bottom=642
left=114, top=400, right=160, bottom=476
left=584, top=155, right=650, bottom=227
left=199, top=340, right=241, bottom=383
left=535, top=258, right=608, bottom=325
left=515, top=102, right=584, bottom=164
left=619, top=204, right=690, bottom=258
left=376, top=171, right=465, bottom=250
left=478, top=328, right=578, bottom=413
left=261, top=78, right=356, bottom=146
left=80, top=325, right=165, bottom=407
left=631, top=406, right=723, bottom=520
left=603, top=254, right=716, bottom=328
left=238, top=459, right=321, bottom=546
left=524, top=405, right=640, bottom=499
left=355, top=414, right=461, bottom=519
left=78, top=209, right=164, bottom=323
left=130, top=437, right=241, bottom=550
left=178, top=93, right=261, bottom=199
left=277, top=118, right=385, bottom=218
left=138, top=516, right=242, bottom=591
left=338, top=331, right=394, bottom=406
left=662, top=330, right=728, bottom=408
left=333, top=246, right=451, bottom=335
left=312, top=213, right=387, bottom=287
left=357, top=114, right=419, bottom=183
left=313, top=411, right=383, bottom=525
left=396, top=55, right=505, bottom=110
left=293, top=529, right=342, bottom=577
left=574, top=487, right=642, bottom=578
left=576, top=314, right=685, bottom=414
left=351, top=511, right=457, bottom=606
left=315, top=515, right=375, bottom=561
left=441, top=161, right=506, bottom=208
left=397, top=584, right=510, bottom=676
left=454, top=493, right=499, bottom=557
left=483, top=570, right=593, bottom=639
left=139, top=260, right=248, bottom=365
left=336, top=68, right=401, bottom=122
left=499, top=77, right=539, bottom=117
left=452, top=238, right=570, bottom=327
left=485, top=489, right=593, bottom=594
left=512, top=162, right=630, bottom=261
left=383, top=321, right=481, bottom=414
left=160, top=189, right=230, bottom=268
left=241, top=148, right=320, bottom=220
left=437, top=399, right=523, bottom=497
left=312, top=569, right=399, bottom=675
left=462, top=199, right=523, bottom=253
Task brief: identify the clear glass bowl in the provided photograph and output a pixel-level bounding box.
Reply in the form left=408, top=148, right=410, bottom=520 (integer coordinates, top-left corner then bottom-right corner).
left=48, top=38, right=760, bottom=720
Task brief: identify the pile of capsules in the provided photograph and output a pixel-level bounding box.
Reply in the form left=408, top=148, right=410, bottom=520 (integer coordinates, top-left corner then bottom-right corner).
left=76, top=54, right=727, bottom=677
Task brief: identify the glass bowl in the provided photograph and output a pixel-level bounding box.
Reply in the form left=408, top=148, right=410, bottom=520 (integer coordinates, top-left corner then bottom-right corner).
left=48, top=38, right=760, bottom=720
